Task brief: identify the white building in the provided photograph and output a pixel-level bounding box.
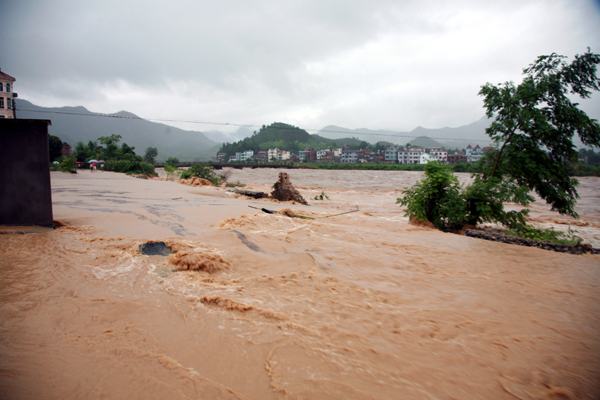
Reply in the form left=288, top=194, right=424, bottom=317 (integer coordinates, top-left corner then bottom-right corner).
left=316, top=149, right=330, bottom=160
left=268, top=148, right=280, bottom=162
left=385, top=146, right=398, bottom=162
left=427, top=147, right=448, bottom=163
left=419, top=153, right=432, bottom=164
left=341, top=149, right=358, bottom=163
left=278, top=150, right=290, bottom=161
left=398, top=147, right=426, bottom=164
left=466, top=144, right=483, bottom=163
left=235, top=150, right=254, bottom=161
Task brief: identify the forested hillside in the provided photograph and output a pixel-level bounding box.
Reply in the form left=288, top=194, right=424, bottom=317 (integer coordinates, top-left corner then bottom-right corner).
left=218, top=122, right=369, bottom=158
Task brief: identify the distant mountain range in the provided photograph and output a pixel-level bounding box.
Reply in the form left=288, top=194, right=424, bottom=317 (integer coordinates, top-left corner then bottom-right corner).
left=15, top=99, right=220, bottom=162
left=315, top=117, right=495, bottom=149
left=15, top=99, right=498, bottom=161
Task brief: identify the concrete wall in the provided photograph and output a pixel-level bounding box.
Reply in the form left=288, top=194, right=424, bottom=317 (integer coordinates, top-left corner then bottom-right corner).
left=0, top=119, right=54, bottom=226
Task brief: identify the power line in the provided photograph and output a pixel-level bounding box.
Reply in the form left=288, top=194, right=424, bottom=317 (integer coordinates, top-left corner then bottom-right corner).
left=16, top=106, right=494, bottom=143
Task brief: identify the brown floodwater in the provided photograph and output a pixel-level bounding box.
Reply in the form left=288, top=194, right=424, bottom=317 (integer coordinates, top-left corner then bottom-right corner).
left=1, top=169, right=599, bottom=399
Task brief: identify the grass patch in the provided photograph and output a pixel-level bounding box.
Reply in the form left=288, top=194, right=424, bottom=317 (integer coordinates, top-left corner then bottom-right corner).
left=506, top=226, right=583, bottom=246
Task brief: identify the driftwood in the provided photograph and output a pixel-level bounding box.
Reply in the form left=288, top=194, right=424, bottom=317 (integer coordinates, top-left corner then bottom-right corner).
left=228, top=189, right=267, bottom=199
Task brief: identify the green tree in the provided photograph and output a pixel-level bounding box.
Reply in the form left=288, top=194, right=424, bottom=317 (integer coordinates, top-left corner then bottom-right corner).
left=144, top=147, right=158, bottom=164
left=48, top=135, right=63, bottom=162
left=165, top=157, right=179, bottom=167
left=479, top=48, right=600, bottom=218
left=399, top=49, right=600, bottom=231
left=73, top=141, right=87, bottom=162
left=180, top=163, right=219, bottom=185
left=98, top=134, right=122, bottom=145
left=59, top=155, right=77, bottom=173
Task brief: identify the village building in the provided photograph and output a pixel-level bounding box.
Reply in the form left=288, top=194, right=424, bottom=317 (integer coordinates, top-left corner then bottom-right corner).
left=0, top=68, right=17, bottom=119
left=278, top=149, right=290, bottom=161
left=465, top=144, right=484, bottom=163
left=427, top=147, right=448, bottom=163
left=61, top=142, right=72, bottom=158
left=252, top=150, right=268, bottom=162
left=235, top=150, right=254, bottom=161
left=398, top=146, right=426, bottom=164
left=447, top=152, right=468, bottom=164
left=267, top=148, right=279, bottom=162
left=384, top=146, right=398, bottom=162
left=341, top=148, right=358, bottom=163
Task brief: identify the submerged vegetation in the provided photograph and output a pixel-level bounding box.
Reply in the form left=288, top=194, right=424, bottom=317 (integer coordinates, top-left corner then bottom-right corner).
left=180, top=163, right=220, bottom=185
left=70, top=134, right=157, bottom=176
left=398, top=49, right=600, bottom=240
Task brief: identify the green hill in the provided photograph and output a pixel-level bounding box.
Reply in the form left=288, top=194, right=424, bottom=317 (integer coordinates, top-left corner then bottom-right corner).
left=218, top=122, right=360, bottom=158
left=408, top=136, right=446, bottom=148
left=218, top=122, right=394, bottom=159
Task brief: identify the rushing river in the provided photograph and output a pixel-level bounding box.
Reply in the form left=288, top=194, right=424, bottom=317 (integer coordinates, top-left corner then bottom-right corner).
left=1, top=169, right=599, bottom=399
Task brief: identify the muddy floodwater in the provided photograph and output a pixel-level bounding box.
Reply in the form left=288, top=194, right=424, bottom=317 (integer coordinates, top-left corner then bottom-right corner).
left=1, top=169, right=599, bottom=399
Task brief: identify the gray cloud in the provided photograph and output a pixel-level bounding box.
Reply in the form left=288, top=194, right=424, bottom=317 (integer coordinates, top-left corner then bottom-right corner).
left=3, top=0, right=600, bottom=132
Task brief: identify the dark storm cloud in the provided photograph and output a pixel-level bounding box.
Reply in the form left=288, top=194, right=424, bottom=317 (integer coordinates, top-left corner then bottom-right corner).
left=3, top=0, right=600, bottom=131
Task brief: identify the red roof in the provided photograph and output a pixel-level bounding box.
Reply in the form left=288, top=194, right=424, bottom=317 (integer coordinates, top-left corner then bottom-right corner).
left=0, top=69, right=15, bottom=82
left=466, top=144, right=473, bottom=149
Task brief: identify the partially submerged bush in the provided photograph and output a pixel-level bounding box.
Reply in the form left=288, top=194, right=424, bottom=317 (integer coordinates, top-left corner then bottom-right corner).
left=397, top=162, right=531, bottom=232
left=104, top=160, right=157, bottom=176
left=164, top=163, right=180, bottom=181
left=59, top=155, right=77, bottom=173
left=397, top=162, right=466, bottom=231
left=180, top=163, right=220, bottom=185
left=224, top=181, right=246, bottom=188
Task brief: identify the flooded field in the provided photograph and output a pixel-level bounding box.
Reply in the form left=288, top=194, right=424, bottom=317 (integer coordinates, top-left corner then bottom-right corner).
left=1, top=169, right=599, bottom=399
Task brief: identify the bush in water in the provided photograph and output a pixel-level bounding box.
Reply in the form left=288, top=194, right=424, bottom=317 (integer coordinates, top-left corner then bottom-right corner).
left=104, top=160, right=157, bottom=176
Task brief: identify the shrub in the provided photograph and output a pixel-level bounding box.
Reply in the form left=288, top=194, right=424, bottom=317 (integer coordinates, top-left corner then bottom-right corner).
left=507, top=226, right=582, bottom=246
left=59, top=155, right=77, bottom=173
left=224, top=181, right=246, bottom=188
left=397, top=162, right=466, bottom=231
left=397, top=162, right=532, bottom=232
left=104, top=160, right=157, bottom=175
left=164, top=163, right=180, bottom=181
left=180, top=163, right=219, bottom=185
left=165, top=157, right=179, bottom=168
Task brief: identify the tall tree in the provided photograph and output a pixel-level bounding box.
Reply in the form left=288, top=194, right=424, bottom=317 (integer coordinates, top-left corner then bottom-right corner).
left=479, top=48, right=600, bottom=218
left=399, top=49, right=600, bottom=232
left=48, top=135, right=63, bottom=162
left=144, top=147, right=158, bottom=164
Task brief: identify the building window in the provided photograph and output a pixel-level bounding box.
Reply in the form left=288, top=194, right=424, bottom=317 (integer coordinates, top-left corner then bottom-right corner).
left=6, top=83, right=10, bottom=92
left=7, top=98, right=11, bottom=109
left=0, top=97, right=4, bottom=108
left=0, top=83, right=3, bottom=91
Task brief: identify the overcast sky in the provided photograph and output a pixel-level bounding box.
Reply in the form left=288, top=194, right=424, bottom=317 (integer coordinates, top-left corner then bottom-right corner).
left=3, top=0, right=600, bottom=133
